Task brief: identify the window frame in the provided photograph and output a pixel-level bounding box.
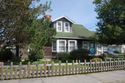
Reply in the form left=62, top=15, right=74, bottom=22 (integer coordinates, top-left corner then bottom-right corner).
left=56, top=21, right=63, bottom=32
left=57, top=40, right=66, bottom=52
left=64, top=22, right=70, bottom=32
left=68, top=40, right=77, bottom=52
left=82, top=41, right=89, bottom=49
left=52, top=41, right=57, bottom=52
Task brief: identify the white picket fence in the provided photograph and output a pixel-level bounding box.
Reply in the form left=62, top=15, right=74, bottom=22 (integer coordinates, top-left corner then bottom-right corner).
left=0, top=58, right=125, bottom=80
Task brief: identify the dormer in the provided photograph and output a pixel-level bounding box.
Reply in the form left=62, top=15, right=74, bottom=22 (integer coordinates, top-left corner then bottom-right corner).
left=52, top=16, right=75, bottom=32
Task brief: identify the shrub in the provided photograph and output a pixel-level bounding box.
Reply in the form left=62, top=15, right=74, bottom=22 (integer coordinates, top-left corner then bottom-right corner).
left=56, top=52, right=71, bottom=62
left=28, top=50, right=43, bottom=62
left=70, top=49, right=89, bottom=61
left=0, top=49, right=15, bottom=62
left=91, top=58, right=102, bottom=62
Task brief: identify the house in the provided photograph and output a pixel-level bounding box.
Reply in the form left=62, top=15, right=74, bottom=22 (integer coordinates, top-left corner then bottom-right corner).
left=44, top=16, right=105, bottom=59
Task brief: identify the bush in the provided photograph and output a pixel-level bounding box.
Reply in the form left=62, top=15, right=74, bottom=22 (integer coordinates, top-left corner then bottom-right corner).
left=0, top=49, right=16, bottom=62
left=91, top=58, right=102, bottom=62
left=28, top=50, right=43, bottom=62
left=70, top=49, right=89, bottom=61
left=56, top=52, right=71, bottom=62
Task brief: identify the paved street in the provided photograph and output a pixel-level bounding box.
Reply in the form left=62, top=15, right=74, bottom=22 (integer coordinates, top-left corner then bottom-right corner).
left=1, top=70, right=125, bottom=83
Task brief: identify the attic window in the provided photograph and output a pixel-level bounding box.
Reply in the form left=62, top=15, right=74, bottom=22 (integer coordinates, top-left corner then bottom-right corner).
left=56, top=21, right=62, bottom=32
left=64, top=22, right=70, bottom=32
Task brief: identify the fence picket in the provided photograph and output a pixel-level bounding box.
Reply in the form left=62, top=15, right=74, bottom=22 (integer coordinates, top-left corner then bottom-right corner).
left=72, top=60, right=75, bottom=74
left=0, top=62, right=4, bottom=80
left=1, top=59, right=125, bottom=80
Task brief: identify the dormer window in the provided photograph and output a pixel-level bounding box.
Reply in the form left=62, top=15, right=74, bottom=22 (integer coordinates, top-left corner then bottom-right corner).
left=56, top=21, right=62, bottom=32
left=64, top=22, right=70, bottom=32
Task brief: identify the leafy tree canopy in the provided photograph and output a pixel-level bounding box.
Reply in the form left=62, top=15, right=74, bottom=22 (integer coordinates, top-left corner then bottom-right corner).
left=0, top=0, right=56, bottom=60
left=94, top=0, right=125, bottom=44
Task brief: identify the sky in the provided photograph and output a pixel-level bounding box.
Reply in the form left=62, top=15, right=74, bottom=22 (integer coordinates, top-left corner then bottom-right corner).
left=41, top=0, right=98, bottom=31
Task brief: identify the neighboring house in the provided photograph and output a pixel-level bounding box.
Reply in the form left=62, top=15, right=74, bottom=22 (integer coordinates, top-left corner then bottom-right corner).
left=50, top=16, right=104, bottom=57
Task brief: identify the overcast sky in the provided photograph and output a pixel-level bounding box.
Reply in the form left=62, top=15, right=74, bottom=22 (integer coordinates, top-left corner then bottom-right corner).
left=41, top=0, right=98, bottom=31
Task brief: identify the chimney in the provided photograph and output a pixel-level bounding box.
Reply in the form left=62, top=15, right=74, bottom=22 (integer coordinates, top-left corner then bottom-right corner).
left=44, top=15, right=52, bottom=21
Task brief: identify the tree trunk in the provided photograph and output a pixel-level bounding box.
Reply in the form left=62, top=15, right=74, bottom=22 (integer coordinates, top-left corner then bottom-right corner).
left=16, top=44, right=19, bottom=59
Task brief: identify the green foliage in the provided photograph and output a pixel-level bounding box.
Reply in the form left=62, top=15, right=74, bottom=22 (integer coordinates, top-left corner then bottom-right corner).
left=57, top=52, right=71, bottom=62
left=28, top=19, right=56, bottom=60
left=0, top=0, right=56, bottom=61
left=94, top=0, right=125, bottom=44
left=28, top=50, right=43, bottom=61
left=70, top=49, right=89, bottom=61
left=0, top=49, right=16, bottom=62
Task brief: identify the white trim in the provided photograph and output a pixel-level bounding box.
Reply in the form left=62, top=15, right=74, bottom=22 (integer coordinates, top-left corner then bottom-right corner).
left=54, top=37, right=88, bottom=39
left=53, top=16, right=76, bottom=24
left=68, top=40, right=77, bottom=52
left=57, top=40, right=66, bottom=52
left=52, top=41, right=57, bottom=52
left=56, top=21, right=63, bottom=32
left=64, top=22, right=71, bottom=32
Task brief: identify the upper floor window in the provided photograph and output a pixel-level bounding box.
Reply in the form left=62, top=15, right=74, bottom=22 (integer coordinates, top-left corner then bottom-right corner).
left=56, top=21, right=62, bottom=32
left=64, top=22, right=70, bottom=32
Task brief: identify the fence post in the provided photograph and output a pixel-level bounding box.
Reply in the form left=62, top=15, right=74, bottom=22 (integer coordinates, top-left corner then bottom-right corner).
left=109, top=59, right=111, bottom=71
left=10, top=62, right=13, bottom=79
left=90, top=60, right=92, bottom=73
left=66, top=60, right=68, bottom=75
left=51, top=61, right=54, bottom=76
left=95, top=60, right=97, bottom=72
left=40, top=64, right=43, bottom=77
left=117, top=58, right=120, bottom=70
left=27, top=62, right=31, bottom=78
left=44, top=61, right=47, bottom=77
left=100, top=60, right=102, bottom=72
left=5, top=66, right=8, bottom=80
left=72, top=60, right=74, bottom=74
left=19, top=62, right=22, bottom=79
left=74, top=60, right=77, bottom=74
left=36, top=64, right=38, bottom=77
left=0, top=62, right=4, bottom=80
left=113, top=59, right=115, bottom=71
left=84, top=60, right=87, bottom=73
left=48, top=64, right=51, bottom=77
left=58, top=61, right=61, bottom=76
left=78, top=60, right=81, bottom=74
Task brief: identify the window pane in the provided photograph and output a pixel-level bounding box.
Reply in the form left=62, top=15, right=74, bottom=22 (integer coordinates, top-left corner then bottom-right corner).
left=83, top=41, right=89, bottom=49
left=65, top=22, right=70, bottom=31
left=69, top=41, right=76, bottom=52
left=52, top=41, right=56, bottom=51
left=59, top=40, right=66, bottom=52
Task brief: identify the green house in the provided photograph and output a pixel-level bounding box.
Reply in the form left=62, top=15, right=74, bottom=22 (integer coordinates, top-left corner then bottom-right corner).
left=44, top=16, right=105, bottom=58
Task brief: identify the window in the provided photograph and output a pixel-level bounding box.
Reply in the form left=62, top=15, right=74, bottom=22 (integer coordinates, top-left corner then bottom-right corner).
left=52, top=41, right=56, bottom=52
left=56, top=21, right=62, bottom=32
left=82, top=41, right=89, bottom=49
left=57, top=40, right=66, bottom=52
left=68, top=40, right=77, bottom=52
left=97, top=44, right=102, bottom=50
left=64, top=22, right=70, bottom=32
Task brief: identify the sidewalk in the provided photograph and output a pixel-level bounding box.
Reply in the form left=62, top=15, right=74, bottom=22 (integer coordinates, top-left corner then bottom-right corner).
left=1, top=70, right=125, bottom=83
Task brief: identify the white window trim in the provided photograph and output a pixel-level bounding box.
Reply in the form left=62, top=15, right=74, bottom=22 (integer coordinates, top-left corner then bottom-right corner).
left=57, top=40, right=66, bottom=53
left=82, top=41, right=89, bottom=49
left=64, top=22, right=70, bottom=32
left=56, top=21, right=63, bottom=32
left=52, top=41, right=57, bottom=52
left=68, top=40, right=77, bottom=52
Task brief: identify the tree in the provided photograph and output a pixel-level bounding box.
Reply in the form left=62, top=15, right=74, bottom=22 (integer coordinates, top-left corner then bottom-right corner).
left=0, top=0, right=55, bottom=61
left=28, top=17, right=56, bottom=61
left=94, top=0, right=125, bottom=44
